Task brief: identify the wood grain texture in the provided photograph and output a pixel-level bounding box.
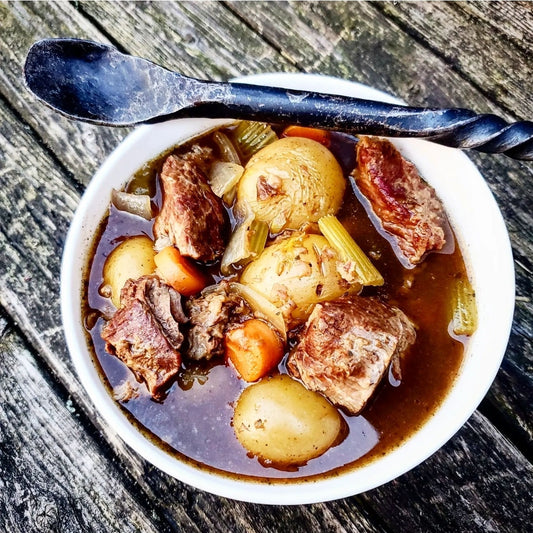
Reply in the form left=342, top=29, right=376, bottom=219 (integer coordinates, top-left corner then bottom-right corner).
left=76, top=0, right=295, bottom=78
left=0, top=313, right=177, bottom=533
left=376, top=1, right=533, bottom=118
left=226, top=0, right=515, bottom=114
left=0, top=1, right=531, bottom=531
left=360, top=410, right=533, bottom=532
left=0, top=1, right=127, bottom=186
left=459, top=0, right=533, bottom=50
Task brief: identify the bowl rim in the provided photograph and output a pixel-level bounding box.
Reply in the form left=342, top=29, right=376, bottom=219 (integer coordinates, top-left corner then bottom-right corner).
left=61, top=72, right=515, bottom=505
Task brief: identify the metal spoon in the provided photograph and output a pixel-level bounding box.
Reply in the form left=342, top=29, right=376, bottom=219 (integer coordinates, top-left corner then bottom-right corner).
left=24, top=38, right=533, bottom=160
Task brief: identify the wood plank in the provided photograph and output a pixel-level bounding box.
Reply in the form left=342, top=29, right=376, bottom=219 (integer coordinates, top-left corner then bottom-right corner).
left=77, top=0, right=295, bottom=79
left=0, top=312, right=184, bottom=533
left=360, top=410, right=533, bottom=532
left=0, top=1, right=127, bottom=186
left=457, top=0, right=533, bottom=50
left=225, top=0, right=515, bottom=115
left=376, top=1, right=533, bottom=117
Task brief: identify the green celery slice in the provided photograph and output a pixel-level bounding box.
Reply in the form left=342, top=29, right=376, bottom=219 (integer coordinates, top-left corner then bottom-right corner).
left=318, top=214, right=384, bottom=286
left=232, top=121, right=278, bottom=161
left=451, top=278, right=478, bottom=336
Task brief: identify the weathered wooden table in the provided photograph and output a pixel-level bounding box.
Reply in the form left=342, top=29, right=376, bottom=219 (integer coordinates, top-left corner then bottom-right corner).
left=1, top=1, right=531, bottom=531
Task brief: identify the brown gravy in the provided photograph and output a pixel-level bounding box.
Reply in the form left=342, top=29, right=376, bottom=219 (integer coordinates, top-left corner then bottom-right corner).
left=82, top=128, right=467, bottom=483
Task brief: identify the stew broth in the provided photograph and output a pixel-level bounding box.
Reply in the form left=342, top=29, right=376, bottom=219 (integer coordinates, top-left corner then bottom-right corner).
left=82, top=128, right=467, bottom=483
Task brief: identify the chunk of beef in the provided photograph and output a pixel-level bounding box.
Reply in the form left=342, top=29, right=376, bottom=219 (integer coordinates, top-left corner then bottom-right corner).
left=153, top=154, right=227, bottom=262
left=178, top=143, right=215, bottom=176
left=354, top=136, right=447, bottom=266
left=113, top=379, right=139, bottom=403
left=101, top=276, right=187, bottom=399
left=185, top=282, right=251, bottom=361
left=287, top=295, right=416, bottom=415
left=120, top=275, right=186, bottom=349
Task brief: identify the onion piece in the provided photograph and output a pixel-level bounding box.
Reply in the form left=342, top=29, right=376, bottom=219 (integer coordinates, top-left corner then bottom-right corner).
left=209, top=161, right=244, bottom=205
left=221, top=214, right=268, bottom=275
left=111, top=189, right=153, bottom=220
left=212, top=130, right=241, bottom=164
left=229, top=282, right=287, bottom=341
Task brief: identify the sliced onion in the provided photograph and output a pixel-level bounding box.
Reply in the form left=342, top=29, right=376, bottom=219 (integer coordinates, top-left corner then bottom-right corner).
left=209, top=161, right=244, bottom=205
left=229, top=282, right=287, bottom=341
left=221, top=214, right=268, bottom=275
left=212, top=130, right=241, bottom=164
left=111, top=189, right=153, bottom=220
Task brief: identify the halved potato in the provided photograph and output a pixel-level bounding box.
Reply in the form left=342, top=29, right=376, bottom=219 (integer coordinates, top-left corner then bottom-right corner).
left=239, top=232, right=360, bottom=326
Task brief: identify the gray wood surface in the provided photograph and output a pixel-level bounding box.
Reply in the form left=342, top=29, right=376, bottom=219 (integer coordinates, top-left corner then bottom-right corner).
left=0, top=1, right=531, bottom=532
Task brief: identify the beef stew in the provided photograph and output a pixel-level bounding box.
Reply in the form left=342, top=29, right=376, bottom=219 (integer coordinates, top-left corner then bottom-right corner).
left=82, top=122, right=475, bottom=482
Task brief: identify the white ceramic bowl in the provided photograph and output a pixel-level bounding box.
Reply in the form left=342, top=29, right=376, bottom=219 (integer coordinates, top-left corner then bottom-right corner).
left=61, top=73, right=515, bottom=504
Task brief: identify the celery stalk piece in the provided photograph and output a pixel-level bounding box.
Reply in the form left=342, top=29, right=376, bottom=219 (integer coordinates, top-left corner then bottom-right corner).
left=221, top=215, right=269, bottom=275
left=232, top=121, right=278, bottom=161
left=451, top=278, right=478, bottom=336
left=318, top=214, right=384, bottom=286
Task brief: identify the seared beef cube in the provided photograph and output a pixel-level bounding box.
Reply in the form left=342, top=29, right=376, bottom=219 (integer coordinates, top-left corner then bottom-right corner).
left=185, top=282, right=251, bottom=361
left=354, top=136, right=447, bottom=266
left=102, top=300, right=179, bottom=399
left=179, top=143, right=215, bottom=176
left=120, top=275, right=186, bottom=350
left=287, top=295, right=416, bottom=415
left=102, top=276, right=186, bottom=399
left=153, top=155, right=227, bottom=262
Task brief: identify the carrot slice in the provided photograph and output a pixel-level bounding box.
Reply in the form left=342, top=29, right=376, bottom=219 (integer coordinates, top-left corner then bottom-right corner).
left=154, top=246, right=208, bottom=296
left=281, top=125, right=331, bottom=146
left=225, top=319, right=285, bottom=382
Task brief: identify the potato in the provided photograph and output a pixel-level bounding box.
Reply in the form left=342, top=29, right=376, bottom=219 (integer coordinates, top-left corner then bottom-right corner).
left=235, top=137, right=345, bottom=233
left=103, top=235, right=156, bottom=307
left=239, top=232, right=360, bottom=326
left=233, top=375, right=342, bottom=466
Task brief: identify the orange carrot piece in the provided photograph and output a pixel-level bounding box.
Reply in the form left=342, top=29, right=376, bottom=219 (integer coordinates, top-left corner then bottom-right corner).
left=154, top=246, right=208, bottom=296
left=281, top=125, right=331, bottom=146
left=225, top=319, right=284, bottom=382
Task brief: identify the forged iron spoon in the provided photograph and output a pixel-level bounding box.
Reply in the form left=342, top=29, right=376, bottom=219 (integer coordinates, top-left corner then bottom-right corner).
left=24, top=38, right=533, bottom=160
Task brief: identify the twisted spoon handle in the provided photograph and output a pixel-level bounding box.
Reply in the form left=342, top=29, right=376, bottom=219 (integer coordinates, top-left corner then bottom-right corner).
left=194, top=82, right=533, bottom=160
